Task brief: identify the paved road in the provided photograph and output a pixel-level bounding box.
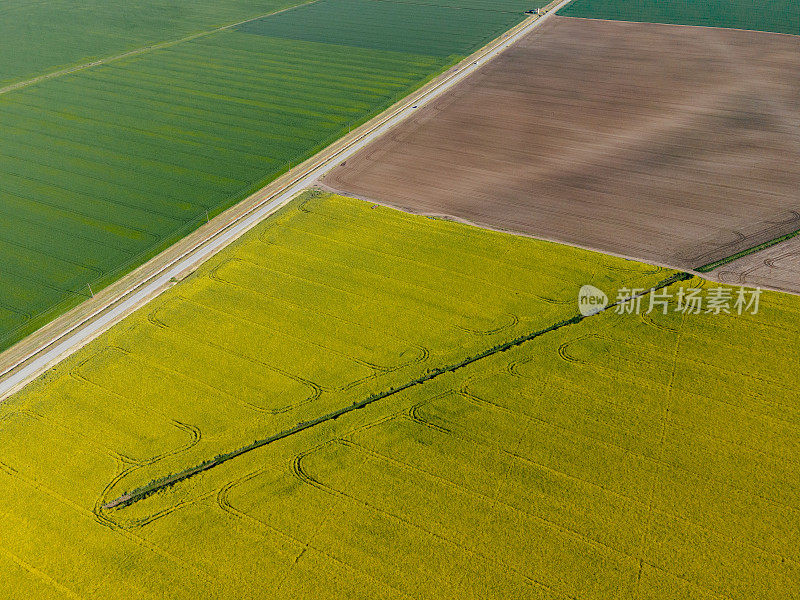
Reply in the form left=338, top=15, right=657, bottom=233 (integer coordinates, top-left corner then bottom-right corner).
left=0, top=0, right=573, bottom=401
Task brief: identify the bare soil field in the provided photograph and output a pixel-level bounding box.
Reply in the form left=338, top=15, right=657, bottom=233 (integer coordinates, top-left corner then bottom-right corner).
left=710, top=234, right=800, bottom=294
left=322, top=16, right=800, bottom=271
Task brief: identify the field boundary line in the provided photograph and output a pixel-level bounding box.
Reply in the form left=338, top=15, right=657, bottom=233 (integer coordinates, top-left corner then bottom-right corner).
left=101, top=271, right=691, bottom=511
left=0, top=0, right=323, bottom=96
left=0, top=0, right=573, bottom=401
left=328, top=191, right=800, bottom=294
left=696, top=228, right=800, bottom=273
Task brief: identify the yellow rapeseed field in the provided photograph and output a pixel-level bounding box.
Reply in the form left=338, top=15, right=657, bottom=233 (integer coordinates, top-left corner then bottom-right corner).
left=1, top=192, right=796, bottom=599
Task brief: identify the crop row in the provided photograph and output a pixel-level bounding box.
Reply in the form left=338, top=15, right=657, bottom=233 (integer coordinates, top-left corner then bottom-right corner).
left=236, top=0, right=525, bottom=56
left=1, top=191, right=747, bottom=599
left=0, top=15, right=459, bottom=348
left=0, top=0, right=310, bottom=85
left=558, top=0, right=799, bottom=35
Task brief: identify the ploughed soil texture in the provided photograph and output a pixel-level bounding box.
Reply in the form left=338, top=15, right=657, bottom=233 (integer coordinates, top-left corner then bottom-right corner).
left=323, top=16, right=800, bottom=272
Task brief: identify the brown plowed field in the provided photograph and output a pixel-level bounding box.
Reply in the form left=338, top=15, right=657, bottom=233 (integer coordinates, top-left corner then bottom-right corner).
left=322, top=16, right=800, bottom=270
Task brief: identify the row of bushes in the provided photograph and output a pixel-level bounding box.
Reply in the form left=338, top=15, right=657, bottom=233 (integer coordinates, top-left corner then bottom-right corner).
left=108, top=270, right=692, bottom=510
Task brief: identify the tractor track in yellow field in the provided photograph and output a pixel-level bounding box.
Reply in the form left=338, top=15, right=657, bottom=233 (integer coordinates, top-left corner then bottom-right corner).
left=101, top=270, right=691, bottom=512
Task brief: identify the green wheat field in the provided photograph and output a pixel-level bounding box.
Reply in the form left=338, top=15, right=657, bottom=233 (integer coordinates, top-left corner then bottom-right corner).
left=0, top=0, right=536, bottom=350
